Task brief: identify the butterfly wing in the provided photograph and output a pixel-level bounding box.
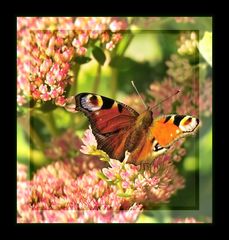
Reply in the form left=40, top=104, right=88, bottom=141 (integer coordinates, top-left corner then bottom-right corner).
left=66, top=93, right=140, bottom=160
left=149, top=114, right=199, bottom=157
left=74, top=93, right=139, bottom=133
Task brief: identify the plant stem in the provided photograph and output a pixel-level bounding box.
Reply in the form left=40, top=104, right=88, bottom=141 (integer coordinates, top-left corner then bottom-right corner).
left=93, top=63, right=102, bottom=93
left=111, top=68, right=118, bottom=99
left=119, top=33, right=134, bottom=57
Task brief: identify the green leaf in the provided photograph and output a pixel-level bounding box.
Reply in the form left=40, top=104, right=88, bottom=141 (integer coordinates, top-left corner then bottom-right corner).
left=109, top=56, right=135, bottom=71
left=75, top=56, right=91, bottom=64
left=198, top=31, right=212, bottom=67
left=39, top=101, right=57, bottom=112
left=92, top=46, right=106, bottom=65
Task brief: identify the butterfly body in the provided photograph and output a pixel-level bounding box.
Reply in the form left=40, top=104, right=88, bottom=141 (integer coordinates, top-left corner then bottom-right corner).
left=66, top=93, right=199, bottom=165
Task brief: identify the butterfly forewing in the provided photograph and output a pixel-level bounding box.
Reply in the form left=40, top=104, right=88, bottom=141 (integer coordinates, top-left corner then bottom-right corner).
left=75, top=93, right=139, bottom=135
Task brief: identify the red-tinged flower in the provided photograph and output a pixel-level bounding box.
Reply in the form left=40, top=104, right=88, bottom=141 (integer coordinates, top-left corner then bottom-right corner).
left=39, top=58, right=52, bottom=74
left=109, top=19, right=127, bottom=32
left=89, top=30, right=99, bottom=39
left=100, top=32, right=110, bottom=43
left=106, top=41, right=115, bottom=51
left=31, top=89, right=40, bottom=99
left=112, top=33, right=123, bottom=44
left=55, top=96, right=67, bottom=106
left=78, top=33, right=89, bottom=45
left=72, top=38, right=81, bottom=48
left=40, top=92, right=51, bottom=101
left=76, top=46, right=87, bottom=56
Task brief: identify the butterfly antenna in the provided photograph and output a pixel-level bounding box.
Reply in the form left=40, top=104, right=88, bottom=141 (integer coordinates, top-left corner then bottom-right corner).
left=131, top=81, right=148, bottom=109
left=151, top=89, right=181, bottom=110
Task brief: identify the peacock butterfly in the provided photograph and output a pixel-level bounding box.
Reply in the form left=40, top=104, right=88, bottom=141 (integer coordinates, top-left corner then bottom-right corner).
left=65, top=93, right=199, bottom=165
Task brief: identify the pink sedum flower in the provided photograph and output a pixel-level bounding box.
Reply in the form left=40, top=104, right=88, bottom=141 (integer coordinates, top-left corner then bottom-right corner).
left=17, top=17, right=127, bottom=108
left=106, top=41, right=115, bottom=51
left=17, top=162, right=142, bottom=223
left=80, top=126, right=98, bottom=155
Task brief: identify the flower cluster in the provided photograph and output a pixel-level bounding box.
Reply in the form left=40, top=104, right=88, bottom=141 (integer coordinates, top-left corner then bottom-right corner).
left=80, top=128, right=184, bottom=206
left=177, top=31, right=198, bottom=55
left=45, top=129, right=105, bottom=174
left=166, top=54, right=194, bottom=83
left=199, top=79, right=212, bottom=117
left=150, top=77, right=211, bottom=118
left=148, top=78, right=199, bottom=116
left=17, top=17, right=127, bottom=107
left=101, top=153, right=184, bottom=206
left=17, top=162, right=142, bottom=223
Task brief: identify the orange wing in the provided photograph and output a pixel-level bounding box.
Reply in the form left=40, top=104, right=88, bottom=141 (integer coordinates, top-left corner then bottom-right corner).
left=150, top=114, right=199, bottom=147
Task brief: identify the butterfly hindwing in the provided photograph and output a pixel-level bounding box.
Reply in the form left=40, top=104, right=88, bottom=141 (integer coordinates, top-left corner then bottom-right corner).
left=150, top=114, right=199, bottom=148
